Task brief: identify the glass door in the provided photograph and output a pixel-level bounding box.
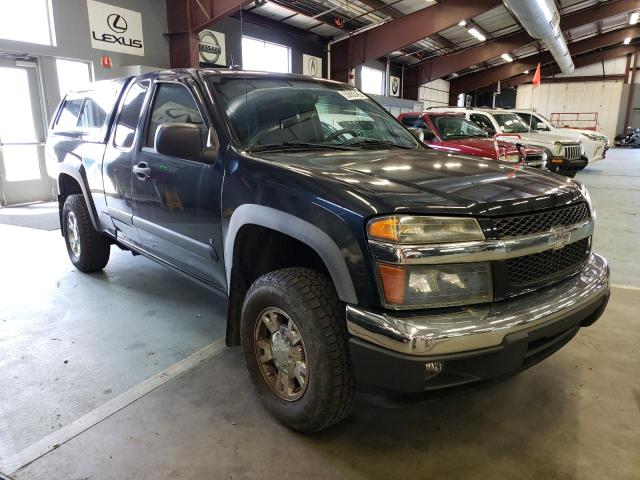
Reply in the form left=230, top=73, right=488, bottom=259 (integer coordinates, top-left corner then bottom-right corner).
left=0, top=56, right=53, bottom=206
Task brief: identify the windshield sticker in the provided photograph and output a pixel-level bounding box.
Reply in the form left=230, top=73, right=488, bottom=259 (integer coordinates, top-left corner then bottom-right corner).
left=338, top=90, right=368, bottom=101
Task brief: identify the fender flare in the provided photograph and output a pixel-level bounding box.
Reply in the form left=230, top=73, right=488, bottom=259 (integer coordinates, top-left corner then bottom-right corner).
left=225, top=204, right=358, bottom=304
left=58, top=163, right=101, bottom=231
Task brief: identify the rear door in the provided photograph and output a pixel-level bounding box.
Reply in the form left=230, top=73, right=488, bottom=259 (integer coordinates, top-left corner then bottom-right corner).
left=130, top=76, right=225, bottom=288
left=102, top=78, right=150, bottom=246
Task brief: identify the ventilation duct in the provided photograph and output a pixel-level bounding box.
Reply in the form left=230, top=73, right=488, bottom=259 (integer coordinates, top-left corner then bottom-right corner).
left=503, top=0, right=575, bottom=74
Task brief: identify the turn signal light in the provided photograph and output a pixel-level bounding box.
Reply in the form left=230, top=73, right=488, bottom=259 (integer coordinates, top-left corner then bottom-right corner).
left=377, top=264, right=406, bottom=304
left=368, top=217, right=399, bottom=242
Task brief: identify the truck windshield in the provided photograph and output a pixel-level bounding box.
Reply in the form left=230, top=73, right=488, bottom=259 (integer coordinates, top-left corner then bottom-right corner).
left=206, top=76, right=419, bottom=151
left=493, top=113, right=530, bottom=133
left=431, top=115, right=488, bottom=140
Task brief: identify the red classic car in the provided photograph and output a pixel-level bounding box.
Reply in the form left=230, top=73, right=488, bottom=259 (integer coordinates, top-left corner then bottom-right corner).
left=398, top=112, right=546, bottom=168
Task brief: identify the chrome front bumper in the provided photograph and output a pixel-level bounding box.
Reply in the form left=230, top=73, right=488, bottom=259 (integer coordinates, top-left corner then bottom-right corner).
left=347, top=253, right=609, bottom=356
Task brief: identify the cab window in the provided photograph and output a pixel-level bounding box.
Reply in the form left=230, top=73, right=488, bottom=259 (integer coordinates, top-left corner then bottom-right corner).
left=401, top=116, right=427, bottom=129
left=113, top=80, right=149, bottom=149
left=470, top=114, right=496, bottom=135
left=145, top=83, right=206, bottom=148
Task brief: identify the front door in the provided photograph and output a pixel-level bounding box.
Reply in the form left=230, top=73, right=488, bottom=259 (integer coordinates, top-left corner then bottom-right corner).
left=0, top=56, right=53, bottom=206
left=131, top=79, right=225, bottom=288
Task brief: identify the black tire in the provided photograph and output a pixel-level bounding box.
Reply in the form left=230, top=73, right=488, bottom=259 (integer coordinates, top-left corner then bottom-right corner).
left=62, top=194, right=110, bottom=273
left=240, top=267, right=355, bottom=432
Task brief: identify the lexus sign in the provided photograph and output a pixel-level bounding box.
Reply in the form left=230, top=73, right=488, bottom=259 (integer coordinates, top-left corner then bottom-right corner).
left=87, top=0, right=145, bottom=56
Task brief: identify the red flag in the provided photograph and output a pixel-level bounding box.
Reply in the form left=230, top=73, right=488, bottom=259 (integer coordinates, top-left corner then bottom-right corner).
left=532, top=63, right=541, bottom=87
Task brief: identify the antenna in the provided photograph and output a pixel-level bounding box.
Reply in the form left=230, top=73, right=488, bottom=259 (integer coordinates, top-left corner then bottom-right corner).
left=239, top=0, right=250, bottom=147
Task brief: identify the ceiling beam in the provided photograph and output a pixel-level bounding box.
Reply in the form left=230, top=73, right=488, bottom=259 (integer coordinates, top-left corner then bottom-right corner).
left=166, top=0, right=252, bottom=68
left=403, top=0, right=640, bottom=96
left=482, top=44, right=638, bottom=90
left=449, top=25, right=640, bottom=94
left=560, top=0, right=640, bottom=31
left=330, top=0, right=502, bottom=82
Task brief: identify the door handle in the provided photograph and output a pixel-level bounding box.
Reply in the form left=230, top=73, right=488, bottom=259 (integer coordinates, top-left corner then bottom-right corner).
left=133, top=162, right=151, bottom=180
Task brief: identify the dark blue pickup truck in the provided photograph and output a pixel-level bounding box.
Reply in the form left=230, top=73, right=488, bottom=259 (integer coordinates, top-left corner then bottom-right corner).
left=46, top=69, right=610, bottom=432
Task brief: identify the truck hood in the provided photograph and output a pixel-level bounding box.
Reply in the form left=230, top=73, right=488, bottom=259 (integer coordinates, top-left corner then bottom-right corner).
left=257, top=148, right=584, bottom=216
left=437, top=137, right=517, bottom=158
left=513, top=131, right=581, bottom=146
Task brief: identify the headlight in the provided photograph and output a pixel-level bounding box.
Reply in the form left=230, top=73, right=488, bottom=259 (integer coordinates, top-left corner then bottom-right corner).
left=541, top=151, right=548, bottom=162
left=505, top=153, right=521, bottom=163
left=554, top=142, right=563, bottom=155
left=368, top=216, right=485, bottom=244
left=580, top=143, right=585, bottom=155
left=377, top=263, right=493, bottom=308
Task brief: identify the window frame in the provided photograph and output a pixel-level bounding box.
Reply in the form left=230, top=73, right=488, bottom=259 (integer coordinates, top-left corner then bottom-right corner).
left=360, top=66, right=385, bottom=96
left=241, top=36, right=292, bottom=74
left=140, top=79, right=211, bottom=160
left=0, top=0, right=57, bottom=46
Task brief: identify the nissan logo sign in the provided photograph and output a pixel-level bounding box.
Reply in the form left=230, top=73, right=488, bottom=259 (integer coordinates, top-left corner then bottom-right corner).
left=107, top=13, right=128, bottom=33
left=199, top=31, right=222, bottom=64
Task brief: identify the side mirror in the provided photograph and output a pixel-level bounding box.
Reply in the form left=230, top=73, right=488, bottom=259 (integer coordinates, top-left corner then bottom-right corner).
left=407, top=127, right=425, bottom=142
left=155, top=123, right=208, bottom=162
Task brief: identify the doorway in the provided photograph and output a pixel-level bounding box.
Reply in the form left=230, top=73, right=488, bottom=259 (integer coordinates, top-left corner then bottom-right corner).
left=0, top=55, right=54, bottom=206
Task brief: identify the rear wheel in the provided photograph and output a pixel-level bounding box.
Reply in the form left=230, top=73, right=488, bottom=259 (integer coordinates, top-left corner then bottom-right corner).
left=62, top=194, right=110, bottom=272
left=240, top=268, right=355, bottom=432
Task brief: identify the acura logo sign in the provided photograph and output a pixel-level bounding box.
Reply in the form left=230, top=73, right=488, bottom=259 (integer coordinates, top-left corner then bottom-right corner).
left=107, top=13, right=128, bottom=33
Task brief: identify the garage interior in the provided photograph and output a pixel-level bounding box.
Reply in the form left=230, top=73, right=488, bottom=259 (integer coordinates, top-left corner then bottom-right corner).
left=0, top=0, right=639, bottom=479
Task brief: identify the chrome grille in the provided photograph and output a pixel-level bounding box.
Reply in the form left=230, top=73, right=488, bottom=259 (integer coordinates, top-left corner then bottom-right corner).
left=524, top=153, right=544, bottom=168
left=490, top=203, right=591, bottom=238
left=564, top=145, right=581, bottom=160
left=506, top=238, right=590, bottom=286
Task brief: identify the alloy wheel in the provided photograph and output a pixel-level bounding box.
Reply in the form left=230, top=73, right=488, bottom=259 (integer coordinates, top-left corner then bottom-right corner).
left=66, top=211, right=81, bottom=259
left=254, top=307, right=309, bottom=401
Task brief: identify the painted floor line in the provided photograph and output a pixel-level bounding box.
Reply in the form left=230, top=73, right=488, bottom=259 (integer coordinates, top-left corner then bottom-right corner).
left=0, top=338, right=227, bottom=476
left=611, top=283, right=640, bottom=291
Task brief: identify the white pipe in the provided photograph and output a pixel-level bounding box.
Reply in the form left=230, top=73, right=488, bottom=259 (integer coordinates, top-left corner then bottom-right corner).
left=503, top=0, right=574, bottom=73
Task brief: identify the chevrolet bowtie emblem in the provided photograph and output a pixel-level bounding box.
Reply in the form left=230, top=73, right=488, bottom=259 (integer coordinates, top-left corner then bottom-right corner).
left=549, top=226, right=572, bottom=250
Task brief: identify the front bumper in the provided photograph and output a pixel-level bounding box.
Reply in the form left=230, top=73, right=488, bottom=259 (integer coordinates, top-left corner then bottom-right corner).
left=347, top=253, right=609, bottom=394
left=548, top=155, right=588, bottom=174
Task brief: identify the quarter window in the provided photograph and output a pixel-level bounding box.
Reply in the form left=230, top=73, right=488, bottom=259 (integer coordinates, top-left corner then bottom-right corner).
left=76, top=97, right=107, bottom=131
left=114, top=81, right=149, bottom=148
left=55, top=98, right=83, bottom=130
left=145, top=83, right=206, bottom=148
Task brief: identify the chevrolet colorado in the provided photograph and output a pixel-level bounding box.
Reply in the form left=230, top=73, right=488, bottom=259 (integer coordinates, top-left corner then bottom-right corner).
left=47, top=69, right=610, bottom=432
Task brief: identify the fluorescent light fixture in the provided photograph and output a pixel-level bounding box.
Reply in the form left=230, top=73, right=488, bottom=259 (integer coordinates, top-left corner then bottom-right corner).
left=458, top=20, right=467, bottom=27
left=624, top=36, right=632, bottom=45
left=501, top=53, right=514, bottom=62
left=467, top=27, right=486, bottom=42
left=630, top=11, right=639, bottom=25
left=524, top=70, right=529, bottom=74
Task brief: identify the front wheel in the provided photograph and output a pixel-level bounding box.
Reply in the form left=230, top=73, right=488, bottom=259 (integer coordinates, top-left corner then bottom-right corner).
left=240, top=268, right=355, bottom=432
left=62, top=194, right=111, bottom=272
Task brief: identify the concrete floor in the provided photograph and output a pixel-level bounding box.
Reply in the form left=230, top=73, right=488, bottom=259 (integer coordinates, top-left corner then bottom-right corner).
left=1, top=149, right=639, bottom=479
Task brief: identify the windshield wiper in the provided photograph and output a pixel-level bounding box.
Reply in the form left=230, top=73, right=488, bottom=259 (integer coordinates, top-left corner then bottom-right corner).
left=344, top=138, right=415, bottom=150
left=248, top=142, right=356, bottom=153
